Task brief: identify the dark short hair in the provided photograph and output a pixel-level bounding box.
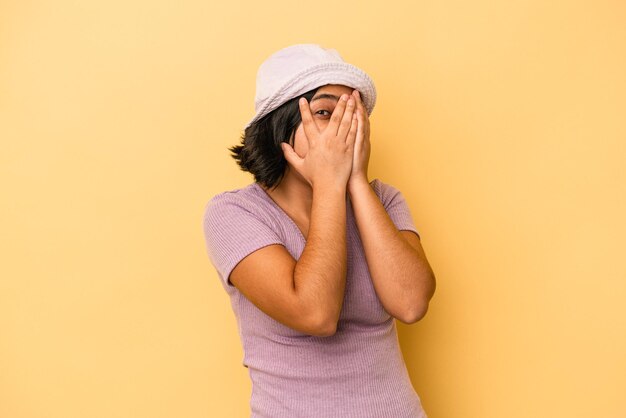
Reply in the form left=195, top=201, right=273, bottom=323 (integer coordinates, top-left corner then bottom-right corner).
left=229, top=87, right=320, bottom=190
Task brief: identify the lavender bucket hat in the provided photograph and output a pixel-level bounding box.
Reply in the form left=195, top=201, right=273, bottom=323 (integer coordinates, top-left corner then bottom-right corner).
left=245, top=43, right=377, bottom=131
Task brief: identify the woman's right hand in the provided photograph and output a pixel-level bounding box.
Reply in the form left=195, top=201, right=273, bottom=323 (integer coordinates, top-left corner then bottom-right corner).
left=281, top=94, right=358, bottom=190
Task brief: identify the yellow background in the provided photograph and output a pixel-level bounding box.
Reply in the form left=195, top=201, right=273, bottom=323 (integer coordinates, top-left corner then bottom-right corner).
left=1, top=1, right=625, bottom=417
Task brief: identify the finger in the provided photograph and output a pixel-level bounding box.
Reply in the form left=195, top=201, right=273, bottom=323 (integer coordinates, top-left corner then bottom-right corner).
left=354, top=108, right=364, bottom=145
left=281, top=142, right=304, bottom=170
left=336, top=96, right=356, bottom=140
left=363, top=107, right=371, bottom=138
left=355, top=96, right=370, bottom=138
left=353, top=89, right=371, bottom=127
left=298, top=97, right=319, bottom=141
left=328, top=94, right=349, bottom=136
left=352, top=94, right=370, bottom=156
left=352, top=89, right=366, bottom=116
left=346, top=112, right=358, bottom=147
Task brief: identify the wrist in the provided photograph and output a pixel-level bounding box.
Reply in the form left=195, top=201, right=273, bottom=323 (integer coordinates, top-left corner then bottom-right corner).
left=312, top=178, right=348, bottom=195
left=348, top=173, right=369, bottom=188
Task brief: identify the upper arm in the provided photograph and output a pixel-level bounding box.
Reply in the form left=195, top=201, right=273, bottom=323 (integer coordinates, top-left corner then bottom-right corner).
left=399, top=229, right=436, bottom=301
left=202, top=195, right=330, bottom=337
left=375, top=179, right=436, bottom=299
left=400, top=230, right=425, bottom=258
left=372, top=178, right=421, bottom=238
left=400, top=229, right=435, bottom=273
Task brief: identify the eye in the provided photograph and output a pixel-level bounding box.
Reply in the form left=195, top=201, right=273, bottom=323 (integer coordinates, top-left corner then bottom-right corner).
left=315, top=109, right=331, bottom=117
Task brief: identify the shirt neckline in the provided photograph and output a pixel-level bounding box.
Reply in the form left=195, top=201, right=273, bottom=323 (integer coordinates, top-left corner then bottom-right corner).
left=250, top=181, right=365, bottom=241
left=251, top=182, right=308, bottom=243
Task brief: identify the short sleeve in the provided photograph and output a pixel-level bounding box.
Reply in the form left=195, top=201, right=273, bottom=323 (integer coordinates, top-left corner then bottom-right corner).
left=371, top=179, right=420, bottom=239
left=202, top=193, right=284, bottom=287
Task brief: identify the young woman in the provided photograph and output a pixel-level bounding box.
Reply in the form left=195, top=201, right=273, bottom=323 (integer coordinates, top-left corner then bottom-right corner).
left=203, top=43, right=436, bottom=418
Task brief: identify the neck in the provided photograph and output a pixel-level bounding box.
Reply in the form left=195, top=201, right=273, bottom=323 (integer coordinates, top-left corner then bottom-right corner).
left=262, top=166, right=313, bottom=221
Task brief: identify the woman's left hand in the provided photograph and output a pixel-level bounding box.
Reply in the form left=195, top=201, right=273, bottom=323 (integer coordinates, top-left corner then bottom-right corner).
left=348, top=89, right=371, bottom=189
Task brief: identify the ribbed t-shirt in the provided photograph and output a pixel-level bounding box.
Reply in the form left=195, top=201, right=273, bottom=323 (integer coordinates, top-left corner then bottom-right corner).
left=202, top=178, right=427, bottom=418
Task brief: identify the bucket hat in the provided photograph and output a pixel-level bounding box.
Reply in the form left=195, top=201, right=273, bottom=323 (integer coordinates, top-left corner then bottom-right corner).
left=245, top=43, right=377, bottom=130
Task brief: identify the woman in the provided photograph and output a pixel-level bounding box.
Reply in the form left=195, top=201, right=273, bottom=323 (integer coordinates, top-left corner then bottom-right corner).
left=203, top=44, right=436, bottom=418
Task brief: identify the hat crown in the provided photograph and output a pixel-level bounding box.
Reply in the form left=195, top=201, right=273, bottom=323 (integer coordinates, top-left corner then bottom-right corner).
left=245, top=43, right=376, bottom=130
left=255, top=44, right=346, bottom=111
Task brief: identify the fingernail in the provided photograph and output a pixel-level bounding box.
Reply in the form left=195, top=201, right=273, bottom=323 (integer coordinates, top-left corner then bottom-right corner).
left=299, top=97, right=306, bottom=105
left=341, top=94, right=349, bottom=101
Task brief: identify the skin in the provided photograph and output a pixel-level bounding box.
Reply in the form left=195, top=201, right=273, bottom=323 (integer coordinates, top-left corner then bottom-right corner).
left=230, top=84, right=436, bottom=336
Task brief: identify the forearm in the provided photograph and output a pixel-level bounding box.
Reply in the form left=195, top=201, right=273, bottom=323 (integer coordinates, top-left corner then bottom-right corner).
left=348, top=178, right=435, bottom=322
left=293, top=182, right=348, bottom=328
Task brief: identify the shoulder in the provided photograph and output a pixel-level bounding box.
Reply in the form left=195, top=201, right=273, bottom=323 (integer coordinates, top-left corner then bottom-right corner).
left=202, top=183, right=283, bottom=260
left=201, top=183, right=286, bottom=286
left=369, top=178, right=406, bottom=208
left=202, top=182, right=284, bottom=240
left=203, top=183, right=261, bottom=223
left=368, top=178, right=420, bottom=236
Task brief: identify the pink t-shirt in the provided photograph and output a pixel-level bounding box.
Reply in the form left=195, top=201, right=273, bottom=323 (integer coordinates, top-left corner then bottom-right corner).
left=202, top=178, right=427, bottom=418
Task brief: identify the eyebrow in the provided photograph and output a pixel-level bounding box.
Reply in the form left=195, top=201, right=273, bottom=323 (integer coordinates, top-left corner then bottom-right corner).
left=310, top=93, right=340, bottom=103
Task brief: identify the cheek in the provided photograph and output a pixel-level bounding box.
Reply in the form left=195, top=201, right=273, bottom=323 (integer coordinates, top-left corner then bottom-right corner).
left=293, top=125, right=307, bottom=157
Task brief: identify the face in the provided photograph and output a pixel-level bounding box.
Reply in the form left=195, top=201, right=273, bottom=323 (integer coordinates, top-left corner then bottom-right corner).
left=289, top=84, right=355, bottom=158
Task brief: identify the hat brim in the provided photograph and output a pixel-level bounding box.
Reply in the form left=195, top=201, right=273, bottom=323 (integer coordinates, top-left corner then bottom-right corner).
left=244, top=62, right=376, bottom=131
